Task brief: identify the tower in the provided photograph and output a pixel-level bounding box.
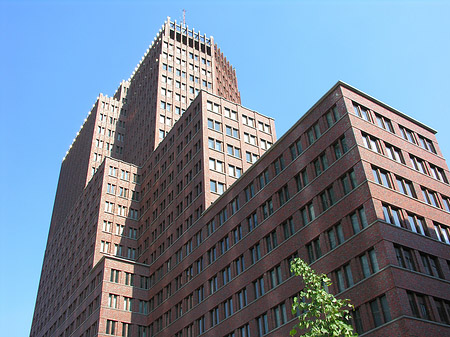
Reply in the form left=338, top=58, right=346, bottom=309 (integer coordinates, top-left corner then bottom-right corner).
left=31, top=17, right=450, bottom=337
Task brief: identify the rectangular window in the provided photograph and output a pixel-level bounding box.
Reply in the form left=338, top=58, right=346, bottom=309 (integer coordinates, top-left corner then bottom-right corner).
left=290, top=138, right=303, bottom=159
left=362, top=133, right=381, bottom=153
left=396, top=177, right=416, bottom=198
left=300, top=202, right=315, bottom=225
left=420, top=252, right=444, bottom=278
left=434, top=222, right=450, bottom=244
left=372, top=166, right=392, bottom=188
left=382, top=203, right=403, bottom=227
left=283, top=218, right=295, bottom=239
left=295, top=169, right=308, bottom=191
left=261, top=198, right=274, bottom=219
left=375, top=113, right=394, bottom=133
left=418, top=135, right=436, bottom=153
left=257, top=313, right=269, bottom=336
left=350, top=207, right=368, bottom=234
left=370, top=295, right=391, bottom=327
left=385, top=143, right=404, bottom=163
left=353, top=102, right=372, bottom=122
left=333, top=136, right=348, bottom=159
left=400, top=126, right=417, bottom=144
left=265, top=231, right=278, bottom=253
left=394, top=244, right=417, bottom=271
left=325, top=105, right=339, bottom=127
left=421, top=187, right=440, bottom=207
left=327, top=222, right=344, bottom=249
left=273, top=302, right=288, bottom=327
left=408, top=291, right=431, bottom=320
left=360, top=248, right=379, bottom=278
left=306, top=237, right=321, bottom=263
left=273, top=156, right=285, bottom=175
left=334, top=263, right=354, bottom=292
left=320, top=185, right=336, bottom=211
left=254, top=276, right=265, bottom=298
left=410, top=155, right=428, bottom=174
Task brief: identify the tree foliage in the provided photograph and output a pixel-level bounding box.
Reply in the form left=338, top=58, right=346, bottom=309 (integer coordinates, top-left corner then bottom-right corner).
left=290, top=258, right=357, bottom=336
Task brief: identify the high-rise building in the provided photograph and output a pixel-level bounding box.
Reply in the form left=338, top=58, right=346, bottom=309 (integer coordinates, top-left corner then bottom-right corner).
left=31, top=17, right=450, bottom=337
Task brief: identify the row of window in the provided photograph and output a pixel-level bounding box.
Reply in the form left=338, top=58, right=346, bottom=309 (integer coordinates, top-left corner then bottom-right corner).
left=104, top=201, right=139, bottom=219
left=352, top=102, right=437, bottom=154
left=382, top=202, right=450, bottom=244
left=372, top=165, right=450, bottom=211
left=362, top=131, right=448, bottom=183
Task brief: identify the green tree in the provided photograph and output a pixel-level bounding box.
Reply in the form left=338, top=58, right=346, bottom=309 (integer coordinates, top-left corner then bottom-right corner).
left=290, top=258, right=357, bottom=336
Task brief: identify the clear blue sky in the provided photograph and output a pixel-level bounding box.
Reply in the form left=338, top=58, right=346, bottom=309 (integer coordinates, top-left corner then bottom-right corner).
left=1, top=1, right=449, bottom=336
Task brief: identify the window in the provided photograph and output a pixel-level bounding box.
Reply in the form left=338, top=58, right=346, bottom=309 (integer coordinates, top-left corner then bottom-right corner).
left=429, top=164, right=448, bottom=183
left=421, top=187, right=440, bottom=207
left=223, top=297, right=234, bottom=319
left=244, top=183, right=255, bottom=201
left=273, top=156, right=285, bottom=175
left=385, top=143, right=404, bottom=163
left=210, top=180, right=225, bottom=194
left=208, top=246, right=217, bottom=264
left=394, top=244, right=416, bottom=271
left=375, top=113, right=394, bottom=133
left=400, top=126, right=417, bottom=144
left=250, top=243, right=261, bottom=264
left=290, top=138, right=303, bottom=159
left=209, top=276, right=218, bottom=294
left=261, top=198, right=274, bottom=219
left=406, top=213, right=427, bottom=236
left=300, top=202, right=315, bottom=226
left=208, top=137, right=223, bottom=151
left=295, top=169, right=308, bottom=191
left=123, top=297, right=132, bottom=311
left=420, top=253, right=444, bottom=278
left=247, top=212, right=258, bottom=232
left=334, top=263, right=354, bottom=292
left=313, top=152, right=328, bottom=176
left=434, top=222, right=450, bottom=244
left=226, top=125, right=239, bottom=138
left=418, top=135, right=436, bottom=153
left=382, top=203, right=403, bottom=227
left=209, top=158, right=224, bottom=172
left=269, top=265, right=283, bottom=289
left=222, top=265, right=232, bottom=285
left=307, top=122, right=321, bottom=145
left=254, top=276, right=265, bottom=298
left=106, top=320, right=117, bottom=335
left=325, top=105, right=339, bottom=127
left=233, top=225, right=243, bottom=243
left=210, top=307, right=220, bottom=327
left=235, top=255, right=245, bottom=275
left=265, top=231, right=278, bottom=253
left=408, top=291, right=431, bottom=320
left=228, top=164, right=242, bottom=178
left=108, top=294, right=118, bottom=308
left=237, top=288, right=248, bottom=310
left=227, top=144, right=241, bottom=158
left=341, top=169, right=357, bottom=195
left=350, top=207, right=368, bottom=234
left=273, top=302, right=288, bottom=328
left=353, top=102, right=371, bottom=121
left=246, top=151, right=259, bottom=163
left=306, top=237, right=322, bottom=263
left=327, top=222, right=344, bottom=249
left=320, top=185, right=336, bottom=211
left=410, top=155, right=427, bottom=174
left=396, top=177, right=416, bottom=198
left=369, top=295, right=391, bottom=327
left=258, top=169, right=270, bottom=189
left=207, top=118, right=221, bottom=131
left=333, top=136, right=348, bottom=159
left=360, top=248, right=379, bottom=278
left=434, top=298, right=450, bottom=324
left=244, top=132, right=257, bottom=145
left=257, top=313, right=269, bottom=336
left=372, top=166, right=392, bottom=188
left=362, top=133, right=381, bottom=153
left=283, top=218, right=295, bottom=239
left=110, top=269, right=120, bottom=283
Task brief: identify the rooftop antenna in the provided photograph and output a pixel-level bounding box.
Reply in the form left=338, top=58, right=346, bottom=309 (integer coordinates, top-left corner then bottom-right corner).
left=183, top=9, right=186, bottom=26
